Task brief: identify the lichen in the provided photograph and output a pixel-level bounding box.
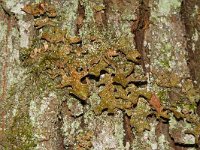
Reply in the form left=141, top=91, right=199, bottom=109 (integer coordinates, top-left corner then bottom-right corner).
left=0, top=21, right=7, bottom=42
left=67, top=97, right=84, bottom=117
left=74, top=130, right=93, bottom=150
left=16, top=2, right=200, bottom=147
left=20, top=3, right=156, bottom=139
left=128, top=98, right=151, bottom=133
left=157, top=134, right=170, bottom=150
left=158, top=0, right=181, bottom=15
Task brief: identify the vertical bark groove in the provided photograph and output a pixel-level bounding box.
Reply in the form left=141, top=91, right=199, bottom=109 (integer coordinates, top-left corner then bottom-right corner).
left=76, top=0, right=85, bottom=34
left=181, top=0, right=200, bottom=89
left=102, top=0, right=109, bottom=26
left=55, top=107, right=65, bottom=150
left=123, top=114, right=134, bottom=150
left=132, top=0, right=150, bottom=74
left=156, top=122, right=176, bottom=149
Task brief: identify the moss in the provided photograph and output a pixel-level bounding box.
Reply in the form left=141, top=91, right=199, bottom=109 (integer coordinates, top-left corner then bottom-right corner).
left=157, top=90, right=168, bottom=102
left=4, top=112, right=36, bottom=150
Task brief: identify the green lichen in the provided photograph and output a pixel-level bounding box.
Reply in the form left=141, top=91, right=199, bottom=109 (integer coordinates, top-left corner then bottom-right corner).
left=158, top=134, right=170, bottom=150
left=158, top=0, right=181, bottom=16
left=169, top=114, right=196, bottom=144
left=128, top=98, right=151, bottom=133
left=0, top=21, right=7, bottom=42
left=67, top=97, right=84, bottom=117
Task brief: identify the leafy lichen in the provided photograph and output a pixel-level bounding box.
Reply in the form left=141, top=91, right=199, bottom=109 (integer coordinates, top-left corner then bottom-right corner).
left=20, top=2, right=155, bottom=134
left=18, top=2, right=200, bottom=143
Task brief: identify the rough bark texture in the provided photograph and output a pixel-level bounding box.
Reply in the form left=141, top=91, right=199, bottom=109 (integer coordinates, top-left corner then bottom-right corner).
left=0, top=0, right=200, bottom=150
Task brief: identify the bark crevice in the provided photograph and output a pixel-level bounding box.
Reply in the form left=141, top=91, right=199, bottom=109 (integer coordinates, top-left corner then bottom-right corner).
left=180, top=0, right=200, bottom=88
left=0, top=8, right=13, bottom=137
left=76, top=0, right=85, bottom=34
left=132, top=0, right=150, bottom=74
left=55, top=104, right=66, bottom=150
left=123, top=114, right=134, bottom=149
left=122, top=0, right=151, bottom=148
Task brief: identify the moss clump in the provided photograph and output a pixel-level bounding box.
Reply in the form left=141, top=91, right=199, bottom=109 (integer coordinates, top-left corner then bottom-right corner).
left=3, top=112, right=36, bottom=150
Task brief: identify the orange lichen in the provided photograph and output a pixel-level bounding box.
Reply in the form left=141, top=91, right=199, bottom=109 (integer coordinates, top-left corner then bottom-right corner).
left=88, top=59, right=108, bottom=77
left=149, top=93, right=169, bottom=118
left=68, top=36, right=82, bottom=44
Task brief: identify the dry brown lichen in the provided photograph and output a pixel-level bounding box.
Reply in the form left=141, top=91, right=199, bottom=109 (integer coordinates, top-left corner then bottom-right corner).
left=22, top=2, right=56, bottom=17
left=153, top=69, right=181, bottom=88
left=75, top=131, right=93, bottom=150
left=59, top=68, right=89, bottom=100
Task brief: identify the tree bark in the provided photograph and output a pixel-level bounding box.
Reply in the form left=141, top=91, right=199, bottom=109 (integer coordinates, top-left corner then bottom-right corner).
left=0, top=0, right=200, bottom=150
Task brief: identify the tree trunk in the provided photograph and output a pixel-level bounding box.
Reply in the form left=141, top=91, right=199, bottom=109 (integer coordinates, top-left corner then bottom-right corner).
left=0, top=0, right=200, bottom=150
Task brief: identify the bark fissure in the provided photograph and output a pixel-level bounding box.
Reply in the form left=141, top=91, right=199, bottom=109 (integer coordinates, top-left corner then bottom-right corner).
left=132, top=0, right=150, bottom=74
left=122, top=1, right=151, bottom=148
left=156, top=122, right=177, bottom=149
left=102, top=0, right=109, bottom=26
left=55, top=108, right=65, bottom=150
left=76, top=0, right=85, bottom=34
left=123, top=114, right=134, bottom=149
left=180, top=0, right=200, bottom=90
